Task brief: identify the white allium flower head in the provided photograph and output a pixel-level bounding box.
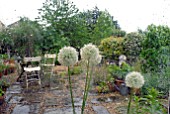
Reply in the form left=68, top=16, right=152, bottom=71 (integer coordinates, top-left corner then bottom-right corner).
left=125, top=71, right=145, bottom=88
left=91, top=54, right=102, bottom=65
left=80, top=43, right=101, bottom=65
left=58, top=46, right=78, bottom=66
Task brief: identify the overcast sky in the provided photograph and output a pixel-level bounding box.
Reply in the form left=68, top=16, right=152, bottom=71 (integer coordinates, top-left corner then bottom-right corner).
left=0, top=0, right=170, bottom=33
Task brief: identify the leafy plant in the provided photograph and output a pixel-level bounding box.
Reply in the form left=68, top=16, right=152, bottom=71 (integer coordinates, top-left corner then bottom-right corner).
left=0, top=88, right=4, bottom=96
left=142, top=67, right=170, bottom=96
left=132, top=88, right=167, bottom=114
left=96, top=81, right=109, bottom=93
left=70, top=66, right=82, bottom=75
left=108, top=62, right=133, bottom=80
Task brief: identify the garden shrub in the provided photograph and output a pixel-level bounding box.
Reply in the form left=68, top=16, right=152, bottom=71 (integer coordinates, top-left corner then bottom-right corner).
left=141, top=67, right=170, bottom=96
left=141, top=24, right=170, bottom=72
left=123, top=32, right=144, bottom=64
left=99, top=36, right=124, bottom=61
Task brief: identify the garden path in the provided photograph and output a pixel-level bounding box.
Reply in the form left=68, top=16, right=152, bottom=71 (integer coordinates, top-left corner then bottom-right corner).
left=1, top=72, right=128, bottom=114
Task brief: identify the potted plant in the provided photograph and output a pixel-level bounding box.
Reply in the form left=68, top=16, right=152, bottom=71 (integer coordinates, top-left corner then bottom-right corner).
left=108, top=62, right=133, bottom=95
left=0, top=88, right=5, bottom=105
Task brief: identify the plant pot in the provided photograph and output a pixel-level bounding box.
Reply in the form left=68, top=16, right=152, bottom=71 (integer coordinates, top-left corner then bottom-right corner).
left=114, top=79, right=124, bottom=87
left=107, top=82, right=115, bottom=92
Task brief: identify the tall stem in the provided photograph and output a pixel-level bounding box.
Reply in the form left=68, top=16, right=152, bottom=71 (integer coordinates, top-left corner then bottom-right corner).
left=81, top=60, right=90, bottom=114
left=84, top=66, right=93, bottom=102
left=127, top=88, right=133, bottom=114
left=68, top=66, right=76, bottom=114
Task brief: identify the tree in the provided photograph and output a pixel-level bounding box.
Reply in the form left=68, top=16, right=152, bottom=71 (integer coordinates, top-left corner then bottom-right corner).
left=92, top=10, right=116, bottom=45
left=9, top=17, right=43, bottom=57
left=0, top=29, right=13, bottom=54
left=81, top=7, right=123, bottom=45
left=37, top=0, right=84, bottom=53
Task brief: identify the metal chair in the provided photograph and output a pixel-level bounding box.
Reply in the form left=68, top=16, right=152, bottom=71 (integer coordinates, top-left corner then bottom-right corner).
left=23, top=56, right=42, bottom=88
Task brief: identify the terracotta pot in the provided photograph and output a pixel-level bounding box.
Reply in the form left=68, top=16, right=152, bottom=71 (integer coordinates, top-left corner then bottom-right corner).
left=107, top=82, right=115, bottom=92
left=115, top=79, right=124, bottom=87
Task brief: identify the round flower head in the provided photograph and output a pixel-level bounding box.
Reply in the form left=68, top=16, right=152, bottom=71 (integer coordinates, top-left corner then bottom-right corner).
left=125, top=71, right=145, bottom=88
left=80, top=43, right=101, bottom=65
left=58, top=46, right=78, bottom=66
left=91, top=54, right=102, bottom=65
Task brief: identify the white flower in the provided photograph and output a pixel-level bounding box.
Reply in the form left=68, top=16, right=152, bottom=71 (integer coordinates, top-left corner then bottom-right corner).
left=58, top=46, right=78, bottom=66
left=80, top=43, right=101, bottom=66
left=125, top=71, right=145, bottom=88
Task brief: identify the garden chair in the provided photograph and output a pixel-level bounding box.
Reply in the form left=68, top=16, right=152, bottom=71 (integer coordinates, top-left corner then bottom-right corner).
left=41, top=54, right=56, bottom=88
left=23, top=56, right=42, bottom=88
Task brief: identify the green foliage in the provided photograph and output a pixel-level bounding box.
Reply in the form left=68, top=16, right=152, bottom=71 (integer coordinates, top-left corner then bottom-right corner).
left=91, top=10, right=116, bottom=45
left=0, top=88, right=4, bottom=96
left=123, top=32, right=144, bottom=63
left=70, top=66, right=82, bottom=75
left=99, top=36, right=124, bottom=60
left=108, top=62, right=133, bottom=80
left=142, top=67, right=170, bottom=96
left=132, top=88, right=167, bottom=114
left=112, top=29, right=126, bottom=37
left=37, top=0, right=90, bottom=53
left=96, top=81, right=109, bottom=93
left=141, top=24, right=170, bottom=72
left=9, top=17, right=43, bottom=57
left=80, top=6, right=123, bottom=45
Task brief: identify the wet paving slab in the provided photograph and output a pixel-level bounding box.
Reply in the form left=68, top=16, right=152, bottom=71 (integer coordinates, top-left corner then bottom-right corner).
left=44, top=107, right=81, bottom=114
left=11, top=105, right=30, bottom=114
left=92, top=106, right=110, bottom=114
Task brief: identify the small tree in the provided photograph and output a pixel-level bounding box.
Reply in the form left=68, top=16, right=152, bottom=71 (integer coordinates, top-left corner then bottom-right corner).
left=9, top=17, right=43, bottom=57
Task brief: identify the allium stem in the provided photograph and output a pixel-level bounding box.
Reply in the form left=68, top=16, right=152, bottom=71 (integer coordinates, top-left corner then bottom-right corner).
left=81, top=60, right=90, bottom=114
left=68, top=66, right=76, bottom=114
left=84, top=66, right=93, bottom=103
left=127, top=88, right=133, bottom=114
